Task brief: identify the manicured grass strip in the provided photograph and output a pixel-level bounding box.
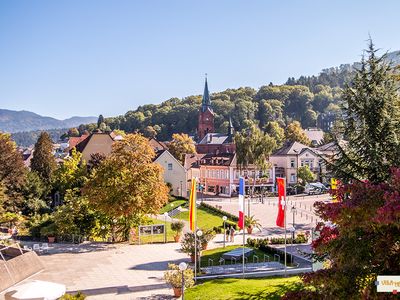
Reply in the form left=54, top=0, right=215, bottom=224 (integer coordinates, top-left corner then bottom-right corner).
left=159, top=200, right=187, bottom=214
left=199, top=245, right=267, bottom=268
left=185, top=276, right=302, bottom=300
left=175, top=207, right=235, bottom=230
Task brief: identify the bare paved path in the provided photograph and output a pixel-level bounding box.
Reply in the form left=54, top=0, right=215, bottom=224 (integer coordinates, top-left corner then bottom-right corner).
left=28, top=242, right=188, bottom=299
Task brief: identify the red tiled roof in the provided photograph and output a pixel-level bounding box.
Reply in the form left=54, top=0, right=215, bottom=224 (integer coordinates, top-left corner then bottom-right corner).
left=67, top=134, right=90, bottom=151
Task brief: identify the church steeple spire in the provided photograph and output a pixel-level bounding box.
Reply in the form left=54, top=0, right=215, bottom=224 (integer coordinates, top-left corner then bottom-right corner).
left=198, top=74, right=215, bottom=141
left=201, top=74, right=212, bottom=112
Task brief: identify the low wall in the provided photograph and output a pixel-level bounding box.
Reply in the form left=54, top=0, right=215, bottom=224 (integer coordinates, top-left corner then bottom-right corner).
left=0, top=250, right=44, bottom=292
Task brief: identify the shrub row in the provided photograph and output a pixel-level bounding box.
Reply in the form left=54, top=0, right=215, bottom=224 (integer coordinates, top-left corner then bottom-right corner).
left=212, top=220, right=238, bottom=234
left=247, top=234, right=307, bottom=246
left=247, top=238, right=294, bottom=264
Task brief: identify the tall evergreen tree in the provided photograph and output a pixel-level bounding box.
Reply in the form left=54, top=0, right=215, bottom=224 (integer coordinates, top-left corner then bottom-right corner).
left=332, top=40, right=400, bottom=183
left=97, top=114, right=105, bottom=128
left=30, top=132, right=57, bottom=183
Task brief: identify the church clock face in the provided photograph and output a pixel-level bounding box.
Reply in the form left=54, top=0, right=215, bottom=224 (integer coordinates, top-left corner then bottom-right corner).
left=205, top=117, right=209, bottom=121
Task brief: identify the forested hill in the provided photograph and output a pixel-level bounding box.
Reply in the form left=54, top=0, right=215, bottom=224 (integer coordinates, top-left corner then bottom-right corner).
left=102, top=84, right=342, bottom=141
left=286, top=50, right=400, bottom=91
left=0, top=109, right=96, bottom=133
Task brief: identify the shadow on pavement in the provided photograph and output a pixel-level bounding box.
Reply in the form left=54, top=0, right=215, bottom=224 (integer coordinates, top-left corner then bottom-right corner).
left=68, top=283, right=173, bottom=298
left=130, top=258, right=190, bottom=271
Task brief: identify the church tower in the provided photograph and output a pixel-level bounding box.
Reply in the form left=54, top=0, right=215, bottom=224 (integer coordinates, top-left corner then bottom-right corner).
left=197, top=76, right=214, bottom=141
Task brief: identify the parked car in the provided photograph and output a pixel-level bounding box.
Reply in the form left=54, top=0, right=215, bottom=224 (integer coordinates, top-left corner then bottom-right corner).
left=286, top=186, right=296, bottom=195
left=304, top=182, right=329, bottom=195
left=304, top=184, right=319, bottom=195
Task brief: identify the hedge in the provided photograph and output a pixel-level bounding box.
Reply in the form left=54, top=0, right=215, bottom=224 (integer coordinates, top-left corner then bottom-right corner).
left=247, top=238, right=294, bottom=264
left=247, top=234, right=307, bottom=246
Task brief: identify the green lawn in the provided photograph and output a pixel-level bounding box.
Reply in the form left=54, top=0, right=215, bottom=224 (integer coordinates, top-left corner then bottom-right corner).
left=185, top=276, right=302, bottom=300
left=175, top=207, right=234, bottom=230
left=199, top=245, right=269, bottom=268
left=159, top=199, right=187, bottom=214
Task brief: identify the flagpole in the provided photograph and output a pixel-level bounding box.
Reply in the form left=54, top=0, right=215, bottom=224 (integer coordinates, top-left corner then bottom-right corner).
left=284, top=178, right=287, bottom=277
left=242, top=195, right=245, bottom=278
left=194, top=178, right=198, bottom=282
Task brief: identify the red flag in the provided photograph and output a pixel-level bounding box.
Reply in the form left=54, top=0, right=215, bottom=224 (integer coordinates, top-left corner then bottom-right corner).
left=276, top=178, right=285, bottom=227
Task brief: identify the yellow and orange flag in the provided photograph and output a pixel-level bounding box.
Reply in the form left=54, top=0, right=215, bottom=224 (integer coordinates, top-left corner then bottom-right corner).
left=189, top=178, right=197, bottom=231
left=331, top=178, right=338, bottom=202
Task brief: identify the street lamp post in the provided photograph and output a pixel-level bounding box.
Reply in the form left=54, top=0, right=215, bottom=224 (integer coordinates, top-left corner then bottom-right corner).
left=112, top=219, right=117, bottom=243
left=290, top=206, right=296, bottom=240
left=163, top=212, right=168, bottom=243
left=178, top=262, right=188, bottom=300
left=222, top=216, right=227, bottom=248
left=180, top=181, right=183, bottom=197
left=196, top=230, right=203, bottom=273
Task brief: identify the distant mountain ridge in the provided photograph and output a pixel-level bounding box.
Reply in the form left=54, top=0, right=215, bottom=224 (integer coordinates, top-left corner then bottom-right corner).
left=0, top=109, right=97, bottom=133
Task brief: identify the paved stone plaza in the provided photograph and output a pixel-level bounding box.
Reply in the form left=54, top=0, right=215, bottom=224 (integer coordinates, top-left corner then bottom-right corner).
left=26, top=242, right=188, bottom=299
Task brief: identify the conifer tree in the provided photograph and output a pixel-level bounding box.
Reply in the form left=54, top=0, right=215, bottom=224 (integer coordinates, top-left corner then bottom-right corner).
left=97, top=114, right=105, bottom=128
left=30, top=132, right=57, bottom=183
left=332, top=40, right=400, bottom=183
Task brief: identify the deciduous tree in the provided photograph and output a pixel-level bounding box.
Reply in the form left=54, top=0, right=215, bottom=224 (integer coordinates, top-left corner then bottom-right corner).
left=0, top=133, right=26, bottom=211
left=264, top=121, right=285, bottom=148
left=53, top=148, right=87, bottom=197
left=84, top=134, right=169, bottom=238
left=297, top=166, right=315, bottom=185
left=285, top=121, right=311, bottom=145
left=167, top=133, right=196, bottom=164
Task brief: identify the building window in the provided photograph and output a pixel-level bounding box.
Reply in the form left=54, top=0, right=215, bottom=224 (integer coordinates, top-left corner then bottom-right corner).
left=290, top=174, right=296, bottom=183
left=168, top=163, right=173, bottom=170
left=290, top=159, right=295, bottom=168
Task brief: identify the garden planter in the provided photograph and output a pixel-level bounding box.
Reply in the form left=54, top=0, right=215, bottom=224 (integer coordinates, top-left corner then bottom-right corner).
left=173, top=287, right=182, bottom=297
left=174, top=235, right=181, bottom=242
left=47, top=236, right=55, bottom=243
left=246, top=227, right=253, bottom=234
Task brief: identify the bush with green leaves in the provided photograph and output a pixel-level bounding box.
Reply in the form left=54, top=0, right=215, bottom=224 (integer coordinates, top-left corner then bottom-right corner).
left=247, top=238, right=294, bottom=263
left=53, top=189, right=96, bottom=237
left=180, top=231, right=212, bottom=256
left=40, top=222, right=57, bottom=237
left=59, top=292, right=86, bottom=300
left=28, top=214, right=53, bottom=238
left=171, top=221, right=185, bottom=235
left=164, top=263, right=194, bottom=289
left=245, top=215, right=262, bottom=230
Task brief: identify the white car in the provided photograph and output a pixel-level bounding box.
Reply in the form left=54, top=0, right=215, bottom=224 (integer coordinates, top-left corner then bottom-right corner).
left=305, top=183, right=328, bottom=195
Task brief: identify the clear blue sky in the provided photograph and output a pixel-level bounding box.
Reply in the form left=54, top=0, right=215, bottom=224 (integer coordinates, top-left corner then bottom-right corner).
left=1, top=0, right=399, bottom=119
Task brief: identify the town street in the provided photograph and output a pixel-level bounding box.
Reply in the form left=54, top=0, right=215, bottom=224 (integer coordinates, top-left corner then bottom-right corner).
left=202, top=193, right=331, bottom=234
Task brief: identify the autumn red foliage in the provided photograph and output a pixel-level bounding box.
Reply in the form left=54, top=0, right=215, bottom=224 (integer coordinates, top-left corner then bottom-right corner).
left=284, top=169, right=400, bottom=299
